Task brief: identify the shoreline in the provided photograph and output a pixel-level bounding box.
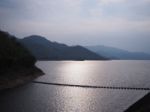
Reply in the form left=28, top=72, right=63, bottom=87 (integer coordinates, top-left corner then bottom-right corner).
left=0, top=66, right=44, bottom=90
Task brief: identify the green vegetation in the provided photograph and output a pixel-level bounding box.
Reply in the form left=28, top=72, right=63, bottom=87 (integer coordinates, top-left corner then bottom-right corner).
left=0, top=30, right=36, bottom=74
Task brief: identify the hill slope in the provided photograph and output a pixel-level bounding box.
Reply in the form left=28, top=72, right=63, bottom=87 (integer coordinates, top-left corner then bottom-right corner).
left=86, top=45, right=150, bottom=60
left=0, top=30, right=43, bottom=90
left=19, top=36, right=107, bottom=60
left=0, top=31, right=36, bottom=70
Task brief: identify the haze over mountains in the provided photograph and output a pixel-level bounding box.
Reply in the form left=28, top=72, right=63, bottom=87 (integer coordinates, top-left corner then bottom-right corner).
left=18, top=35, right=150, bottom=60
left=86, top=45, right=150, bottom=60
left=1, top=29, right=150, bottom=60
left=19, top=36, right=106, bottom=60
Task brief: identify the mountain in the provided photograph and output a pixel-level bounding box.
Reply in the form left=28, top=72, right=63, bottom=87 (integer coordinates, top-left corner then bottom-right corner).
left=19, top=36, right=107, bottom=60
left=85, top=45, right=150, bottom=60
left=0, top=30, right=36, bottom=70
left=0, top=30, right=43, bottom=90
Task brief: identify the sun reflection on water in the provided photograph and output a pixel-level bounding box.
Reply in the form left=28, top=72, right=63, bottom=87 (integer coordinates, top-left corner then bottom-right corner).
left=60, top=61, right=91, bottom=83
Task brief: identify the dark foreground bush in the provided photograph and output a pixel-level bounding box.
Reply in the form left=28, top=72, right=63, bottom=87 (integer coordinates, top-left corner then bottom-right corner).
left=0, top=30, right=36, bottom=74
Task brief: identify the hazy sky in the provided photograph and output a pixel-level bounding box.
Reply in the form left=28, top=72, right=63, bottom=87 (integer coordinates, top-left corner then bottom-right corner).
left=0, top=0, right=150, bottom=53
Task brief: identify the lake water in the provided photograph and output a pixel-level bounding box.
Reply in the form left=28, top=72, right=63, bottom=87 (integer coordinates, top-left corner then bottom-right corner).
left=0, top=61, right=150, bottom=112
left=36, top=60, right=150, bottom=88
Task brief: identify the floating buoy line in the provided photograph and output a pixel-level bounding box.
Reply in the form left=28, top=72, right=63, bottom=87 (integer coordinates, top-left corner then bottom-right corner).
left=33, top=81, right=150, bottom=91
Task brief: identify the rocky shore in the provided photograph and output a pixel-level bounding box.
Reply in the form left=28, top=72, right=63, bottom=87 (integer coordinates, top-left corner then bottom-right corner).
left=0, top=66, right=44, bottom=90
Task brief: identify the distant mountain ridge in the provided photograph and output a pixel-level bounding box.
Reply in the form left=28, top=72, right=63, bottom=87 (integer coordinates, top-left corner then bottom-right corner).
left=85, top=45, right=150, bottom=60
left=19, top=36, right=107, bottom=60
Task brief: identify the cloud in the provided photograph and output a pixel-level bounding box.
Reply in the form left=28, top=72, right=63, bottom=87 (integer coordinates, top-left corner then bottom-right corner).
left=0, top=0, right=150, bottom=53
left=97, top=0, right=125, bottom=5
left=0, top=0, right=150, bottom=50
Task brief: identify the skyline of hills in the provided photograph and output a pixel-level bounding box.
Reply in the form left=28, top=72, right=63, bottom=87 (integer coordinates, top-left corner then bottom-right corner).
left=19, top=35, right=107, bottom=60
left=1, top=29, right=150, bottom=60
left=86, top=45, right=150, bottom=60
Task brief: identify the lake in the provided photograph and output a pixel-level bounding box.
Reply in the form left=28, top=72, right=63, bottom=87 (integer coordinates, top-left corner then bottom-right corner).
left=0, top=60, right=150, bottom=112
left=36, top=60, right=150, bottom=88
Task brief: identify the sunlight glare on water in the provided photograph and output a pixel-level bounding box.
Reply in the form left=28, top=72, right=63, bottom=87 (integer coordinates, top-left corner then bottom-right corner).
left=60, top=61, right=92, bottom=83
left=36, top=60, right=150, bottom=88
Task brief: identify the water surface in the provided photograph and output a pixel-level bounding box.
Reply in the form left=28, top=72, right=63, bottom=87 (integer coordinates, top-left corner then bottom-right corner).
left=0, top=60, right=150, bottom=112
left=36, top=60, right=150, bottom=88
